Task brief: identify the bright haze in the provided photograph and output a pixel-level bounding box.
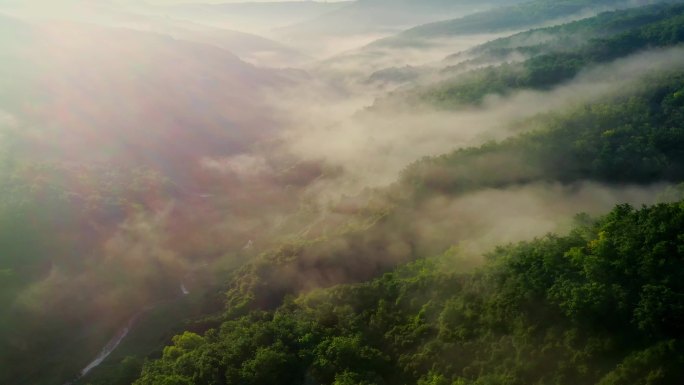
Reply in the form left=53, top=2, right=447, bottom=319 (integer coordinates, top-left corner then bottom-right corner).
left=1, top=1, right=684, bottom=385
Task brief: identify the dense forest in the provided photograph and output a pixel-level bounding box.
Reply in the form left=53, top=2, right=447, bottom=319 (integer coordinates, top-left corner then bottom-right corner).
left=404, top=3, right=684, bottom=107
left=2, top=1, right=684, bottom=385
left=402, top=72, right=684, bottom=194
left=113, top=62, right=684, bottom=385
left=131, top=201, right=684, bottom=385
left=103, top=9, right=684, bottom=385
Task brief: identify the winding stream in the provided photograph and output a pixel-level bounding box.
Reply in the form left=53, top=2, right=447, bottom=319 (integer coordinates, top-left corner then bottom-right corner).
left=79, top=313, right=139, bottom=377
left=66, top=283, right=191, bottom=384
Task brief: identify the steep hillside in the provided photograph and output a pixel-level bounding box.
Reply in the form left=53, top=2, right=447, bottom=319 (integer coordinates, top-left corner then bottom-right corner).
left=318, top=0, right=676, bottom=86
left=382, top=3, right=684, bottom=108
left=122, top=59, right=684, bottom=385
left=131, top=195, right=684, bottom=385
left=374, top=0, right=664, bottom=48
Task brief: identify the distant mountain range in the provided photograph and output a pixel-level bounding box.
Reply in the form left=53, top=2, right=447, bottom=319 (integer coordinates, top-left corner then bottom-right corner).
left=277, top=0, right=529, bottom=39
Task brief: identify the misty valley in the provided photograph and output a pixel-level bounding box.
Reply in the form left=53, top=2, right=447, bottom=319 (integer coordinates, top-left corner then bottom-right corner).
left=1, top=1, right=684, bottom=385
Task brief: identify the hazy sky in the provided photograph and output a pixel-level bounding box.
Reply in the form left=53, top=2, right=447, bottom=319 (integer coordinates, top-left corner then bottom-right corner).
left=142, top=0, right=347, bottom=3
left=0, top=0, right=348, bottom=4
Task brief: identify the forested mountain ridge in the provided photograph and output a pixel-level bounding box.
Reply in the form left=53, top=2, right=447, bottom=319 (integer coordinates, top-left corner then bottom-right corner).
left=83, top=4, right=684, bottom=384
left=330, top=0, right=679, bottom=82
left=386, top=3, right=684, bottom=108
left=401, top=72, right=684, bottom=196
left=370, top=0, right=659, bottom=48
left=214, top=63, right=684, bottom=324
left=445, top=2, right=684, bottom=70
left=131, top=200, right=684, bottom=385
left=118, top=52, right=684, bottom=385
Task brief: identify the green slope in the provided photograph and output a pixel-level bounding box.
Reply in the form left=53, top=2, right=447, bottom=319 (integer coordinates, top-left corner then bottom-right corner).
left=402, top=73, right=684, bottom=196
left=49, top=4, right=684, bottom=385
left=403, top=3, right=684, bottom=107
left=132, top=200, right=684, bottom=385
left=373, top=0, right=660, bottom=48
left=126, top=57, right=684, bottom=385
